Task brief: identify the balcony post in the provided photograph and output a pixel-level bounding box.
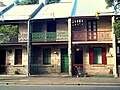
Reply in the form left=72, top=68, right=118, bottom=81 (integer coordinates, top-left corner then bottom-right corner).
left=112, top=16, right=118, bottom=77
left=68, top=18, right=72, bottom=76
left=27, top=19, right=32, bottom=76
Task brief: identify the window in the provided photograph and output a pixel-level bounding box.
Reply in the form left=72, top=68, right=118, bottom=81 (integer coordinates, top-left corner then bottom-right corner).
left=93, top=48, right=102, bottom=64
left=43, top=48, right=51, bottom=64
left=89, top=47, right=106, bottom=64
left=72, top=19, right=84, bottom=27
left=87, top=20, right=97, bottom=40
left=117, top=46, right=120, bottom=54
left=47, top=21, right=56, bottom=32
left=15, top=49, right=22, bottom=65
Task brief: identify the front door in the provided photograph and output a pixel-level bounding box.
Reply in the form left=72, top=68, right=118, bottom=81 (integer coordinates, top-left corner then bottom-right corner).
left=61, top=48, right=68, bottom=73
left=0, top=50, right=6, bottom=74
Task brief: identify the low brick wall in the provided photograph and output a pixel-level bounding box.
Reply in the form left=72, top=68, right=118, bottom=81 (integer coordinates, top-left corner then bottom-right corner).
left=30, top=64, right=61, bottom=75
left=84, top=64, right=114, bottom=76
left=6, top=65, right=28, bottom=75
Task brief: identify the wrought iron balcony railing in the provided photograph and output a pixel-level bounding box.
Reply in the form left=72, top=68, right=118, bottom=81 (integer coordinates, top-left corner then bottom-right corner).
left=32, top=32, right=68, bottom=42
left=0, top=34, right=27, bottom=44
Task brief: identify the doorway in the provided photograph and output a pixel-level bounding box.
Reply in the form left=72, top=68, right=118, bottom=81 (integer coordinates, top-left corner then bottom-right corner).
left=75, top=49, right=83, bottom=64
left=61, top=48, right=68, bottom=73
left=73, top=48, right=83, bottom=75
left=0, top=50, right=6, bottom=74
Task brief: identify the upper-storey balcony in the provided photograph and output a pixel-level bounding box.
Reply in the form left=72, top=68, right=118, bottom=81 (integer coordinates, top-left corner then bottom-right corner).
left=32, top=32, right=68, bottom=42
left=31, top=29, right=112, bottom=42
left=0, top=34, right=27, bottom=44
left=72, top=30, right=112, bottom=42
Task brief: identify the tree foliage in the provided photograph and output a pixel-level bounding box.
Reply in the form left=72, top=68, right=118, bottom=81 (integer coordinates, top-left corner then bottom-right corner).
left=0, top=25, right=19, bottom=43
left=105, top=0, right=114, bottom=7
left=105, top=0, right=120, bottom=39
left=15, top=0, right=38, bottom=5
left=15, top=0, right=60, bottom=5
left=105, top=0, right=120, bottom=7
left=113, top=20, right=120, bottom=39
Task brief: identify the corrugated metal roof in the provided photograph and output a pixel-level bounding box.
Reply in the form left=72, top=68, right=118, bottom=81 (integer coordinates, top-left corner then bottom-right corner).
left=72, top=0, right=114, bottom=17
left=0, top=0, right=14, bottom=6
left=32, top=1, right=74, bottom=20
left=0, top=0, right=115, bottom=21
left=0, top=6, right=7, bottom=12
left=1, top=4, right=40, bottom=20
left=0, top=3, right=15, bottom=20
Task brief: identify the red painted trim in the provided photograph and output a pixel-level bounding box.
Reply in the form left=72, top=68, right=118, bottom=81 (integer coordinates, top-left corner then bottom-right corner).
left=102, top=47, right=107, bottom=64
left=89, top=48, right=94, bottom=64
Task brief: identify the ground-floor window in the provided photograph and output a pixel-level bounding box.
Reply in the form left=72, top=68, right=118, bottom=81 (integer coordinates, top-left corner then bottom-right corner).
left=89, top=47, right=106, bottom=64
left=43, top=48, right=51, bottom=64
left=93, top=48, right=102, bottom=64
left=15, top=49, right=22, bottom=65
left=117, top=46, right=120, bottom=54
left=117, top=46, right=120, bottom=65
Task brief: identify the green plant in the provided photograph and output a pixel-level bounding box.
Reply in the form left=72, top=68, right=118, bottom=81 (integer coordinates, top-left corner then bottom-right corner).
left=105, top=0, right=114, bottom=7
left=0, top=25, right=19, bottom=43
left=113, top=20, right=120, bottom=39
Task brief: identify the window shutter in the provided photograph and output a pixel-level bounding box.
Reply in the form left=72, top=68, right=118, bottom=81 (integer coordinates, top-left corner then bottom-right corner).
left=89, top=48, right=94, bottom=64
left=102, top=47, right=107, bottom=64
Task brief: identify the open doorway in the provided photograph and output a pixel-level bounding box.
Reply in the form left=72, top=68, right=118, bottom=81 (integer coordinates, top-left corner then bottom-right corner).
left=73, top=48, right=83, bottom=76
left=75, top=49, right=83, bottom=64
left=0, top=50, right=6, bottom=74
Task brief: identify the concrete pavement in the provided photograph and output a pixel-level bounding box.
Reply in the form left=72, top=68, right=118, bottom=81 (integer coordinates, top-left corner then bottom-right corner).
left=0, top=76, right=120, bottom=86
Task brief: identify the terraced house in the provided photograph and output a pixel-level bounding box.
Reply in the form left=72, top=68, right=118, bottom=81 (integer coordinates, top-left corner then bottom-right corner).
left=0, top=0, right=120, bottom=77
left=0, top=1, right=42, bottom=75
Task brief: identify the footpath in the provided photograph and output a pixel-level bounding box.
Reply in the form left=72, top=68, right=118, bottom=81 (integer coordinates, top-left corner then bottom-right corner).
left=0, top=76, right=120, bottom=86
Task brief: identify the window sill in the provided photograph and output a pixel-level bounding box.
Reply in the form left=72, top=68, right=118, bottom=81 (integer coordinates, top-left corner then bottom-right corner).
left=30, top=64, right=54, bottom=67
left=42, top=64, right=54, bottom=67
left=91, top=64, right=107, bottom=67
left=13, top=65, right=25, bottom=67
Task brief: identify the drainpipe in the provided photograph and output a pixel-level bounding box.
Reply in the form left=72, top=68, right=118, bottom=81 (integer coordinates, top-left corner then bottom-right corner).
left=27, top=1, right=44, bottom=76
left=112, top=16, right=118, bottom=77
left=27, top=18, right=31, bottom=76
left=68, top=18, right=72, bottom=76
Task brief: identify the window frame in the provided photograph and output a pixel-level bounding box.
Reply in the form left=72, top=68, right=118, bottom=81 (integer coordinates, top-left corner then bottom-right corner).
left=43, top=48, right=51, bottom=64
left=87, top=20, right=97, bottom=41
left=14, top=49, right=22, bottom=65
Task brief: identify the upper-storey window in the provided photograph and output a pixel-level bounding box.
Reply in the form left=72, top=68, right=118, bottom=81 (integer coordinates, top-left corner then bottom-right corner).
left=47, top=21, right=56, bottom=32
left=87, top=20, right=97, bottom=40
left=47, top=0, right=60, bottom=4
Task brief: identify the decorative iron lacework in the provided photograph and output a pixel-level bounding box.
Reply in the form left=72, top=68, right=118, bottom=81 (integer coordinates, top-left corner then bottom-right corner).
left=72, top=19, right=84, bottom=27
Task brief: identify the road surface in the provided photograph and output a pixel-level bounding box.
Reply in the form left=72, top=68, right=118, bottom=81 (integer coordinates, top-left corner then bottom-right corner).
left=0, top=85, right=120, bottom=90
